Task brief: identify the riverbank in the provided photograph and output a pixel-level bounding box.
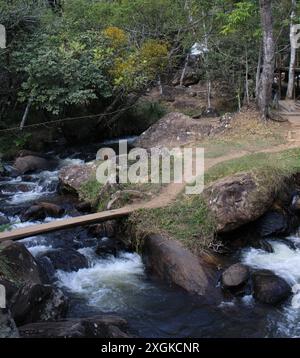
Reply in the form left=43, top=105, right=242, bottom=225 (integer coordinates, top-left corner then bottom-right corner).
left=2, top=106, right=300, bottom=338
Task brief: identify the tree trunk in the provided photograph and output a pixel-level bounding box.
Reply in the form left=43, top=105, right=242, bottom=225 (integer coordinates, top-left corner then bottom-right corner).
left=255, top=43, right=262, bottom=98
left=20, top=100, right=31, bottom=131
left=286, top=0, right=297, bottom=99
left=245, top=47, right=250, bottom=106
left=257, top=0, right=275, bottom=120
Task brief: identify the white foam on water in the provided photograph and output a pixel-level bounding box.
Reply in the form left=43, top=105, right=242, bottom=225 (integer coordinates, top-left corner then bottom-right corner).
left=242, top=242, right=300, bottom=285
left=4, top=156, right=84, bottom=205
left=9, top=214, right=72, bottom=231
left=58, top=158, right=85, bottom=168
left=241, top=294, right=254, bottom=306
left=242, top=239, right=300, bottom=337
left=55, top=252, right=149, bottom=312
left=28, top=244, right=53, bottom=257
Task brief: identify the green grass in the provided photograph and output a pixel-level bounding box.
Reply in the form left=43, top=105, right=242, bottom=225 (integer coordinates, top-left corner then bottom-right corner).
left=79, top=178, right=103, bottom=204
left=205, top=148, right=300, bottom=185
left=202, top=134, right=284, bottom=159
left=0, top=224, right=11, bottom=233
left=129, top=194, right=217, bottom=255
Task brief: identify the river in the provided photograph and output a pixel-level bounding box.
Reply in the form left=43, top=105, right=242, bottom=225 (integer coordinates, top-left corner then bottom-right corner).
left=0, top=143, right=300, bottom=338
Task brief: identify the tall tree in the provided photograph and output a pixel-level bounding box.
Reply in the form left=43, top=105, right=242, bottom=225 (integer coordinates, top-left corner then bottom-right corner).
left=257, top=0, right=275, bottom=119
left=286, top=0, right=297, bottom=99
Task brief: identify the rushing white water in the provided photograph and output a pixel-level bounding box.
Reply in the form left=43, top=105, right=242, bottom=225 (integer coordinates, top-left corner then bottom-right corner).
left=55, top=250, right=150, bottom=312
left=3, top=157, right=84, bottom=205
left=242, top=236, right=300, bottom=337
left=242, top=240, right=300, bottom=285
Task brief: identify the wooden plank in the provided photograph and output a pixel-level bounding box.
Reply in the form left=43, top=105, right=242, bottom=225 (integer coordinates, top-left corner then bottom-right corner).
left=0, top=207, right=135, bottom=242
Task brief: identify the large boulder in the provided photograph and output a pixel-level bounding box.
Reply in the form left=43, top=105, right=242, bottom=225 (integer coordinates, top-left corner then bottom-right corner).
left=39, top=248, right=88, bottom=272
left=142, top=235, right=216, bottom=296
left=19, top=315, right=131, bottom=338
left=0, top=309, right=19, bottom=338
left=14, top=155, right=57, bottom=175
left=0, top=241, right=46, bottom=287
left=59, top=162, right=97, bottom=195
left=221, top=263, right=250, bottom=289
left=256, top=210, right=291, bottom=237
left=133, top=112, right=212, bottom=149
left=252, top=270, right=291, bottom=305
left=21, top=202, right=65, bottom=222
left=203, top=172, right=276, bottom=233
left=10, top=283, right=68, bottom=326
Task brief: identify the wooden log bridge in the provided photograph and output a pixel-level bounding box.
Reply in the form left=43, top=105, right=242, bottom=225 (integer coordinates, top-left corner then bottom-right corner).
left=0, top=207, right=136, bottom=243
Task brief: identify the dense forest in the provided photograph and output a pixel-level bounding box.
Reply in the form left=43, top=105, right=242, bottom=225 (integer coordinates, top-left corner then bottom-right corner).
left=0, top=0, right=299, bottom=141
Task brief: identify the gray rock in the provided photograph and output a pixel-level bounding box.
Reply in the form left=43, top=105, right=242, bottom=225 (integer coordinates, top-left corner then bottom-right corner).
left=21, top=202, right=65, bottom=222
left=14, top=155, right=57, bottom=174
left=252, top=270, right=291, bottom=305
left=40, top=248, right=88, bottom=272
left=142, top=234, right=217, bottom=296
left=203, top=172, right=278, bottom=233
left=10, top=283, right=68, bottom=326
left=19, top=315, right=132, bottom=338
left=221, top=263, right=249, bottom=289
left=0, top=241, right=47, bottom=287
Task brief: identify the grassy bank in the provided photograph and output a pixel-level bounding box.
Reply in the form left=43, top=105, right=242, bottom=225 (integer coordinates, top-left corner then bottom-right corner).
left=129, top=148, right=300, bottom=255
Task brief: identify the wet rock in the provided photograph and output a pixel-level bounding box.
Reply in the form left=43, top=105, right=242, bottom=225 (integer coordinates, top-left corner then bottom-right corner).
left=17, top=150, right=51, bottom=159
left=0, top=215, right=9, bottom=226
left=0, top=309, right=19, bottom=338
left=133, top=112, right=212, bottom=149
left=19, top=315, right=132, bottom=338
left=0, top=279, right=18, bottom=304
left=221, top=264, right=250, bottom=289
left=252, top=270, right=291, bottom=305
left=75, top=201, right=92, bottom=213
left=142, top=235, right=216, bottom=296
left=59, top=162, right=97, bottom=196
left=21, top=202, right=65, bottom=222
left=36, top=256, right=56, bottom=282
left=256, top=211, right=289, bottom=237
left=95, top=237, right=125, bottom=257
left=14, top=155, right=57, bottom=175
left=88, top=220, right=117, bottom=238
left=203, top=172, right=276, bottom=233
left=251, top=240, right=274, bottom=253
left=10, top=283, right=68, bottom=326
left=40, top=248, right=88, bottom=272
left=0, top=241, right=46, bottom=287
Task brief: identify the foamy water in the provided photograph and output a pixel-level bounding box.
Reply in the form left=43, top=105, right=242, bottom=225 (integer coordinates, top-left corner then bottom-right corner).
left=3, top=157, right=84, bottom=205
left=55, top=251, right=150, bottom=312
left=242, top=236, right=300, bottom=337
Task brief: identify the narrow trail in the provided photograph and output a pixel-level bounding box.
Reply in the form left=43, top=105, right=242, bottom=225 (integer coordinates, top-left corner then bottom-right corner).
left=1, top=137, right=299, bottom=242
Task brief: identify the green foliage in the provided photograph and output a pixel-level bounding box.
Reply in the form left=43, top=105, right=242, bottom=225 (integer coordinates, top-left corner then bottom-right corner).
left=0, top=224, right=11, bottom=233
left=13, top=132, right=32, bottom=149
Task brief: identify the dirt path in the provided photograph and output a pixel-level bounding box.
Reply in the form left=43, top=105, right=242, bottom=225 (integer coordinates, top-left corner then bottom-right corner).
left=1, top=131, right=300, bottom=241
